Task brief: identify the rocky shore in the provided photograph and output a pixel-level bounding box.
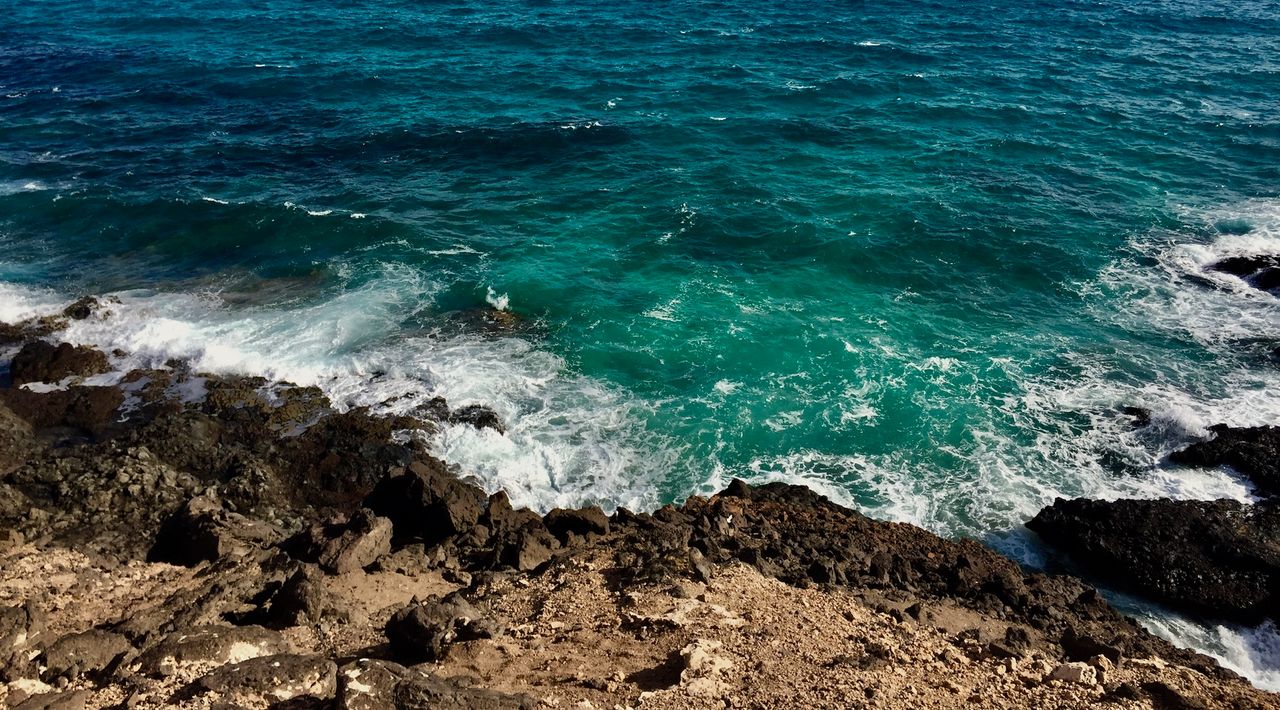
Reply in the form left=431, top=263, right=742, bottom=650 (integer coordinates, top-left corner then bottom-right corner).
left=0, top=299, right=1277, bottom=708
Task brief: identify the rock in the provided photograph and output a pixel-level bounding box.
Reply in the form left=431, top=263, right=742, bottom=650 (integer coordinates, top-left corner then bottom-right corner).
left=1028, top=497, right=1280, bottom=623
left=1048, top=661, right=1097, bottom=685
left=384, top=593, right=499, bottom=663
left=448, top=404, right=505, bottom=434
left=11, top=689, right=91, bottom=710
left=257, top=565, right=352, bottom=627
left=338, top=658, right=534, bottom=710
left=61, top=297, right=101, bottom=321
left=1142, top=681, right=1210, bottom=710
left=38, top=629, right=131, bottom=681
left=1210, top=254, right=1280, bottom=293
left=364, top=460, right=486, bottom=545
left=1121, top=406, right=1151, bottom=428
left=679, top=639, right=733, bottom=698
left=9, top=342, right=109, bottom=386
left=543, top=506, right=610, bottom=543
left=195, top=653, right=337, bottom=704
left=148, top=495, right=285, bottom=566
left=1170, top=424, right=1280, bottom=498
left=501, top=527, right=557, bottom=572
left=317, top=510, right=393, bottom=574
left=0, top=602, right=46, bottom=680
left=136, top=624, right=291, bottom=678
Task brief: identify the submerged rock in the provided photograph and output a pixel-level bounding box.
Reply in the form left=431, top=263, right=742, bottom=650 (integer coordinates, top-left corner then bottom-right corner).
left=1028, top=497, right=1280, bottom=624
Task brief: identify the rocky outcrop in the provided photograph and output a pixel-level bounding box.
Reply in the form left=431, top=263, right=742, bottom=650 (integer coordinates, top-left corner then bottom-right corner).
left=1171, top=424, right=1280, bottom=498
left=384, top=593, right=501, bottom=663
left=8, top=342, right=109, bottom=386
left=1211, top=255, right=1280, bottom=293
left=1028, top=497, right=1280, bottom=624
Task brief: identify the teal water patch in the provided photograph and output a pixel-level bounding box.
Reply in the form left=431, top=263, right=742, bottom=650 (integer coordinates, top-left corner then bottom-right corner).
left=4, top=0, right=1280, bottom=685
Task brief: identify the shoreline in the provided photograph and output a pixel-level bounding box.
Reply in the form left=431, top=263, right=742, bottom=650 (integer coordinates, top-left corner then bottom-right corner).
left=0, top=298, right=1277, bottom=708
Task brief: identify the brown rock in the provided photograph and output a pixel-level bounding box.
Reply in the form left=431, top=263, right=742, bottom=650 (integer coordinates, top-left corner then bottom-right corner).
left=9, top=342, right=109, bottom=386
left=195, top=653, right=337, bottom=703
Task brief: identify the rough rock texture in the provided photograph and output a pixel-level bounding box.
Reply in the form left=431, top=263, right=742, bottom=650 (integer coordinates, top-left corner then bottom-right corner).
left=0, top=329, right=1275, bottom=708
left=1171, top=424, right=1280, bottom=498
left=1211, top=254, right=1280, bottom=293
left=1028, top=497, right=1280, bottom=623
left=9, top=342, right=109, bottom=386
left=384, top=593, right=500, bottom=663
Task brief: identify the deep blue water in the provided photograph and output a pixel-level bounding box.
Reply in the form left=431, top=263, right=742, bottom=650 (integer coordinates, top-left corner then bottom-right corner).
left=3, top=0, right=1280, bottom=685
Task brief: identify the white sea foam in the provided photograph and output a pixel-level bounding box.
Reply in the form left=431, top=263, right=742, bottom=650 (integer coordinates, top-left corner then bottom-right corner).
left=201, top=196, right=229, bottom=205
left=0, top=269, right=673, bottom=514
left=485, top=286, right=509, bottom=311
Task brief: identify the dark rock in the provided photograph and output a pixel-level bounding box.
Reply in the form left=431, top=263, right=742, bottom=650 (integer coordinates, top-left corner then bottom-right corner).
left=12, top=689, right=91, bottom=710
left=149, top=495, right=285, bottom=566
left=1210, top=255, right=1280, bottom=293
left=1170, top=424, right=1280, bottom=498
left=1121, top=406, right=1151, bottom=428
left=38, top=629, right=132, bottom=681
left=1, top=385, right=123, bottom=435
left=195, top=653, right=337, bottom=703
left=315, top=510, right=393, bottom=575
left=253, top=564, right=352, bottom=628
left=136, top=624, right=291, bottom=677
left=0, top=602, right=46, bottom=680
left=1142, top=681, right=1210, bottom=710
left=447, top=403, right=505, bottom=434
left=384, top=593, right=499, bottom=663
left=62, top=297, right=103, bottom=321
left=500, top=526, right=557, bottom=572
left=9, top=342, right=109, bottom=386
left=1061, top=626, right=1123, bottom=664
left=1028, top=497, right=1280, bottom=623
left=340, top=658, right=536, bottom=709
left=364, top=460, right=486, bottom=545
left=543, top=506, right=610, bottom=542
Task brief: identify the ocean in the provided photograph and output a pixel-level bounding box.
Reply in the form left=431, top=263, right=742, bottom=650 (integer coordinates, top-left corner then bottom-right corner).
left=2, top=0, right=1279, bottom=687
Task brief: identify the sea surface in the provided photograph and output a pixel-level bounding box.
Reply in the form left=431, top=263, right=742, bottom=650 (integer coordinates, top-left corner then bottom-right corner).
left=3, top=0, right=1280, bottom=687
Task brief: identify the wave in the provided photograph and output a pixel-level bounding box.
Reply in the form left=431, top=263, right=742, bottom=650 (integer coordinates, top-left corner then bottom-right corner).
left=0, top=267, right=676, bottom=514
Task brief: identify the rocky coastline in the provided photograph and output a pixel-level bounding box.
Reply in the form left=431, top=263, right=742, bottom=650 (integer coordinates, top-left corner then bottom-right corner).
left=0, top=298, right=1277, bottom=708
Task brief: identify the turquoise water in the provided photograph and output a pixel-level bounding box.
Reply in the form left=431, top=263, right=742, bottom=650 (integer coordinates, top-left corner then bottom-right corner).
left=4, top=0, right=1280, bottom=683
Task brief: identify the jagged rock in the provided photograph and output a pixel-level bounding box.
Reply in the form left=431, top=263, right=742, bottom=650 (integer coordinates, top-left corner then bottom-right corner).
left=0, top=602, right=46, bottom=680
left=384, top=593, right=500, bottom=663
left=195, top=653, right=337, bottom=704
left=9, top=342, right=109, bottom=386
left=316, top=510, right=393, bottom=574
left=364, top=460, right=486, bottom=545
left=61, top=297, right=101, bottom=321
left=448, top=404, right=505, bottom=434
left=1170, top=424, right=1280, bottom=498
left=1210, top=254, right=1280, bottom=293
left=1028, top=498, right=1280, bottom=623
left=256, top=565, right=352, bottom=627
left=149, top=495, right=285, bottom=566
left=38, top=629, right=131, bottom=682
left=0, top=385, right=123, bottom=434
left=544, top=506, right=610, bottom=542
left=679, top=639, right=733, bottom=697
left=11, top=689, right=91, bottom=710
left=339, top=659, right=538, bottom=710
left=136, top=624, right=291, bottom=678
left=501, top=526, right=557, bottom=572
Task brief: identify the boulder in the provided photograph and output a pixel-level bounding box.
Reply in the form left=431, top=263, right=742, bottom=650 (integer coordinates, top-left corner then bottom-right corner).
left=1048, top=661, right=1097, bottom=685
left=136, top=624, right=291, bottom=678
left=500, top=526, right=557, bottom=572
left=195, top=653, right=337, bottom=704
left=9, top=342, right=109, bottom=386
left=257, top=565, right=352, bottom=627
left=149, top=495, right=285, bottom=566
left=384, top=593, right=500, bottom=663
left=0, top=602, right=46, bottom=680
left=38, top=629, right=131, bottom=682
left=543, top=506, right=610, bottom=542
left=316, top=510, right=393, bottom=574
left=364, top=460, right=486, bottom=545
left=1028, top=498, right=1280, bottom=623
left=1170, top=424, right=1280, bottom=498
left=448, top=404, right=505, bottom=434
